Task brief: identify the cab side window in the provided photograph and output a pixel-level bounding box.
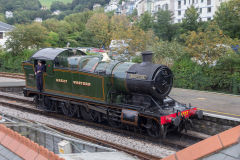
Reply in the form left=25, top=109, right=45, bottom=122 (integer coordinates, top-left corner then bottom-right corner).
left=68, top=57, right=80, bottom=70
left=54, top=51, right=69, bottom=69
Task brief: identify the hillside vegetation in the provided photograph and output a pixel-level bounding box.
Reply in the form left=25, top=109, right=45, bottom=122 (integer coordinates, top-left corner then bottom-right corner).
left=0, top=0, right=41, bottom=12
left=40, top=0, right=73, bottom=8
left=0, top=0, right=109, bottom=24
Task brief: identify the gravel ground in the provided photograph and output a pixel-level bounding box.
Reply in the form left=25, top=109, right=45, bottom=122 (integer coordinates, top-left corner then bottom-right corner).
left=0, top=105, right=175, bottom=158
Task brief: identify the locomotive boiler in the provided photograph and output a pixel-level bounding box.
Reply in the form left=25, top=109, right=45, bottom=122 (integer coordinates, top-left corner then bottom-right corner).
left=22, top=48, right=203, bottom=138
left=112, top=51, right=173, bottom=100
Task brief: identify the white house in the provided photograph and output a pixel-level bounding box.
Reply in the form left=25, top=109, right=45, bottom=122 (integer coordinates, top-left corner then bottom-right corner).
left=136, top=0, right=154, bottom=16
left=93, top=3, right=102, bottom=10
left=0, top=21, right=14, bottom=48
left=34, top=17, right=43, bottom=23
left=5, top=11, right=13, bottom=18
left=174, top=0, right=230, bottom=23
left=153, top=0, right=175, bottom=13
left=114, top=0, right=229, bottom=22
left=120, top=0, right=137, bottom=15
left=52, top=10, right=61, bottom=15
left=41, top=6, right=47, bottom=10
left=104, top=0, right=120, bottom=12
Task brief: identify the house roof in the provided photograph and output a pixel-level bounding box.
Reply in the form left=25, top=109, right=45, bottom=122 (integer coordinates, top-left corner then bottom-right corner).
left=0, top=123, right=64, bottom=160
left=162, top=125, right=240, bottom=160
left=0, top=21, right=14, bottom=32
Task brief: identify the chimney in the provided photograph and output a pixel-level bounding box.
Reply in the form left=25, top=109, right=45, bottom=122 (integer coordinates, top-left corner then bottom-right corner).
left=141, top=51, right=153, bottom=63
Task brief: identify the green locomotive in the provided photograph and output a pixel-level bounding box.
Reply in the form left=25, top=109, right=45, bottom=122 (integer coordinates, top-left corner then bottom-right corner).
left=23, top=48, right=202, bottom=138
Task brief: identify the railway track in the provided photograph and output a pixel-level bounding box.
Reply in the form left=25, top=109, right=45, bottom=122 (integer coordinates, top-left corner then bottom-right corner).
left=0, top=91, right=209, bottom=159
left=0, top=72, right=25, bottom=79
left=47, top=125, right=160, bottom=160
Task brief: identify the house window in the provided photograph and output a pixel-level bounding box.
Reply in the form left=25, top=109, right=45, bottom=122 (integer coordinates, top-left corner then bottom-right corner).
left=200, top=8, right=202, bottom=13
left=184, top=0, right=186, bottom=5
left=178, top=1, right=181, bottom=8
left=207, top=17, right=211, bottom=21
left=178, top=19, right=181, bottom=23
left=208, top=7, right=211, bottom=13
left=178, top=11, right=181, bottom=15
left=199, top=18, right=202, bottom=21
left=0, top=32, right=3, bottom=39
left=207, top=0, right=211, bottom=5
left=193, top=0, right=195, bottom=3
left=201, top=0, right=203, bottom=2
left=165, top=4, right=168, bottom=10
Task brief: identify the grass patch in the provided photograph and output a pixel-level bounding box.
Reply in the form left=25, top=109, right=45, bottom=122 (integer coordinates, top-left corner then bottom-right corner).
left=39, top=0, right=73, bottom=8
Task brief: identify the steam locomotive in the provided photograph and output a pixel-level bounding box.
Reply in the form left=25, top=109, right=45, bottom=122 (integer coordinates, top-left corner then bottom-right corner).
left=22, top=48, right=203, bottom=138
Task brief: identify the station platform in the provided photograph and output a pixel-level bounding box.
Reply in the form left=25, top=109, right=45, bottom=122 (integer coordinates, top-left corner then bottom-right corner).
left=0, top=77, right=25, bottom=87
left=170, top=88, right=240, bottom=118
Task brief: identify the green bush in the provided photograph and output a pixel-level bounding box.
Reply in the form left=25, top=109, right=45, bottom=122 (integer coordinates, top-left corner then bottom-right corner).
left=0, top=50, right=35, bottom=73
left=172, top=55, right=208, bottom=89
left=213, top=53, right=240, bottom=94
left=152, top=41, right=186, bottom=66
left=172, top=53, right=240, bottom=94
left=131, top=55, right=142, bottom=63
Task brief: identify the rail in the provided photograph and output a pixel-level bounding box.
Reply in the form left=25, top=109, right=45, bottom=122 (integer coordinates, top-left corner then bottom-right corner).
left=0, top=72, right=25, bottom=80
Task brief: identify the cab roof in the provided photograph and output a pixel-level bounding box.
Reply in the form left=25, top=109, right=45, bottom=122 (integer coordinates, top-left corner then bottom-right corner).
left=31, top=48, right=67, bottom=60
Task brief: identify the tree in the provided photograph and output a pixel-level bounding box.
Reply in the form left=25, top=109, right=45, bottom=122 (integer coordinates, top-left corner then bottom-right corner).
left=215, top=0, right=240, bottom=39
left=181, top=5, right=200, bottom=32
left=6, top=23, right=48, bottom=55
left=70, top=0, right=110, bottom=12
left=77, top=30, right=100, bottom=47
left=109, top=14, right=156, bottom=54
left=0, top=0, right=41, bottom=11
left=45, top=32, right=59, bottom=47
left=0, top=13, right=5, bottom=22
left=184, top=22, right=238, bottom=64
left=12, top=11, right=32, bottom=24
left=128, top=8, right=138, bottom=22
left=34, top=10, right=52, bottom=20
left=86, top=13, right=110, bottom=47
left=5, top=9, right=51, bottom=24
left=152, top=41, right=187, bottom=66
left=153, top=9, right=174, bottom=41
left=110, top=15, right=130, bottom=40
left=214, top=53, right=240, bottom=94
left=64, top=11, right=93, bottom=32
left=137, top=12, right=153, bottom=31
left=126, top=26, right=157, bottom=54
left=50, top=1, right=68, bottom=11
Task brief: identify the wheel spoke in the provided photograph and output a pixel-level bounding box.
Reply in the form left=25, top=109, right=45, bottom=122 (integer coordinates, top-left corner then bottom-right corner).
left=147, top=120, right=161, bottom=138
